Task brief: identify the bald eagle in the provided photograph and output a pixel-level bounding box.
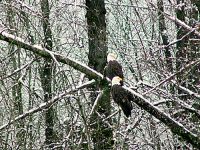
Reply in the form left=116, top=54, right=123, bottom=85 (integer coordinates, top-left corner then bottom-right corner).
left=111, top=76, right=133, bottom=117
left=104, top=53, right=124, bottom=85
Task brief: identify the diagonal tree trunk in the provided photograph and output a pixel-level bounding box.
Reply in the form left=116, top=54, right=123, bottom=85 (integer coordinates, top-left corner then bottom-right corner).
left=85, top=0, right=113, bottom=149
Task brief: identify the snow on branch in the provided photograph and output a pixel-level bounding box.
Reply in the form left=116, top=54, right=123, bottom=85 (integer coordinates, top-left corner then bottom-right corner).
left=164, top=13, right=200, bottom=38
left=124, top=87, right=200, bottom=148
left=1, top=28, right=200, bottom=148
left=0, top=28, right=103, bottom=80
left=0, top=59, right=35, bottom=80
left=149, top=2, right=200, bottom=38
left=0, top=80, right=96, bottom=131
left=144, top=59, right=200, bottom=95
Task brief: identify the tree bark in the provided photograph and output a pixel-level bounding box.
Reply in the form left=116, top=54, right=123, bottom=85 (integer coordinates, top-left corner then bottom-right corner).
left=157, top=0, right=173, bottom=72
left=40, top=0, right=58, bottom=147
left=175, top=0, right=190, bottom=108
left=85, top=0, right=113, bottom=149
left=6, top=1, right=25, bottom=148
left=1, top=30, right=200, bottom=148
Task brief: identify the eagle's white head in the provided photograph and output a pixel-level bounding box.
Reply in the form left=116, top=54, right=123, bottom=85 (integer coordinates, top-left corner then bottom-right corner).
left=112, top=76, right=123, bottom=86
left=107, top=53, right=117, bottom=62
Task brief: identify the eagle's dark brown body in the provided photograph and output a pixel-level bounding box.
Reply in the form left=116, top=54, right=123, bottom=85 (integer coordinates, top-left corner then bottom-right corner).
left=111, top=84, right=133, bottom=117
left=105, top=53, right=133, bottom=117
left=104, top=60, right=124, bottom=84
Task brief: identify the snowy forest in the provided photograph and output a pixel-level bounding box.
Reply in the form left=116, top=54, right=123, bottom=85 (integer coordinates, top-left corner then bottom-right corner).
left=0, top=0, right=200, bottom=149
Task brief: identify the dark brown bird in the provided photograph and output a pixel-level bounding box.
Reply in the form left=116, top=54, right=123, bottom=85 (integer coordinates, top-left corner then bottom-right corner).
left=111, top=76, right=133, bottom=117
left=104, top=53, right=124, bottom=85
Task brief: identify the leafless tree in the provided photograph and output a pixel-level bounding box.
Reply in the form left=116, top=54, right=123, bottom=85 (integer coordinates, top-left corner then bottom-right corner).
left=0, top=0, right=200, bottom=149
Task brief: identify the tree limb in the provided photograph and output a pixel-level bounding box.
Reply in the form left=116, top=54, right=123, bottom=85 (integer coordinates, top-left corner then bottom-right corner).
left=164, top=12, right=200, bottom=38
left=143, top=59, right=200, bottom=95
left=124, top=87, right=200, bottom=148
left=0, top=59, right=35, bottom=80
left=1, top=29, right=200, bottom=148
left=149, top=2, right=200, bottom=38
left=0, top=28, right=103, bottom=80
left=0, top=80, right=96, bottom=131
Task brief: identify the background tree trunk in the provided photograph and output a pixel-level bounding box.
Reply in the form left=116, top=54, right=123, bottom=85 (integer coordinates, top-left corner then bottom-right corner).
left=6, top=1, right=25, bottom=148
left=176, top=0, right=188, bottom=100
left=40, top=0, right=58, bottom=148
left=85, top=0, right=113, bottom=149
left=157, top=0, right=173, bottom=72
left=1, top=0, right=200, bottom=149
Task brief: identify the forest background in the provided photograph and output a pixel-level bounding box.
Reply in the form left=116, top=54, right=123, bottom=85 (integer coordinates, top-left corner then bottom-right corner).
left=0, top=0, right=200, bottom=149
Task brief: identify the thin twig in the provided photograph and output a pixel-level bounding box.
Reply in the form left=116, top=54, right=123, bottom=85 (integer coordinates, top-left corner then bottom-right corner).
left=0, top=80, right=95, bottom=131
left=143, top=59, right=200, bottom=95
left=0, top=59, right=35, bottom=80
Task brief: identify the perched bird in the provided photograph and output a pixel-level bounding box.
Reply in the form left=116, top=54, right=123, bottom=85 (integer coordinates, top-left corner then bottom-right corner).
left=104, top=53, right=124, bottom=85
left=111, top=76, right=133, bottom=117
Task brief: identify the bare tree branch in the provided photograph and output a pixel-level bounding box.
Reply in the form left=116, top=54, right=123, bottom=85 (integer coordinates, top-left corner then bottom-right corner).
left=164, top=13, right=200, bottom=38
left=150, top=2, right=200, bottom=38
left=0, top=29, right=103, bottom=80
left=0, top=80, right=96, bottom=131
left=143, top=59, right=200, bottom=95
left=0, top=59, right=35, bottom=80
left=171, top=80, right=200, bottom=99
left=1, top=29, right=200, bottom=148
left=165, top=29, right=196, bottom=47
left=124, top=87, right=200, bottom=148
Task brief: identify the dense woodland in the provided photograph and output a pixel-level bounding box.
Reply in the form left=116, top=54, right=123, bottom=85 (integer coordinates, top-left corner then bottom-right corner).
left=0, top=0, right=200, bottom=149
